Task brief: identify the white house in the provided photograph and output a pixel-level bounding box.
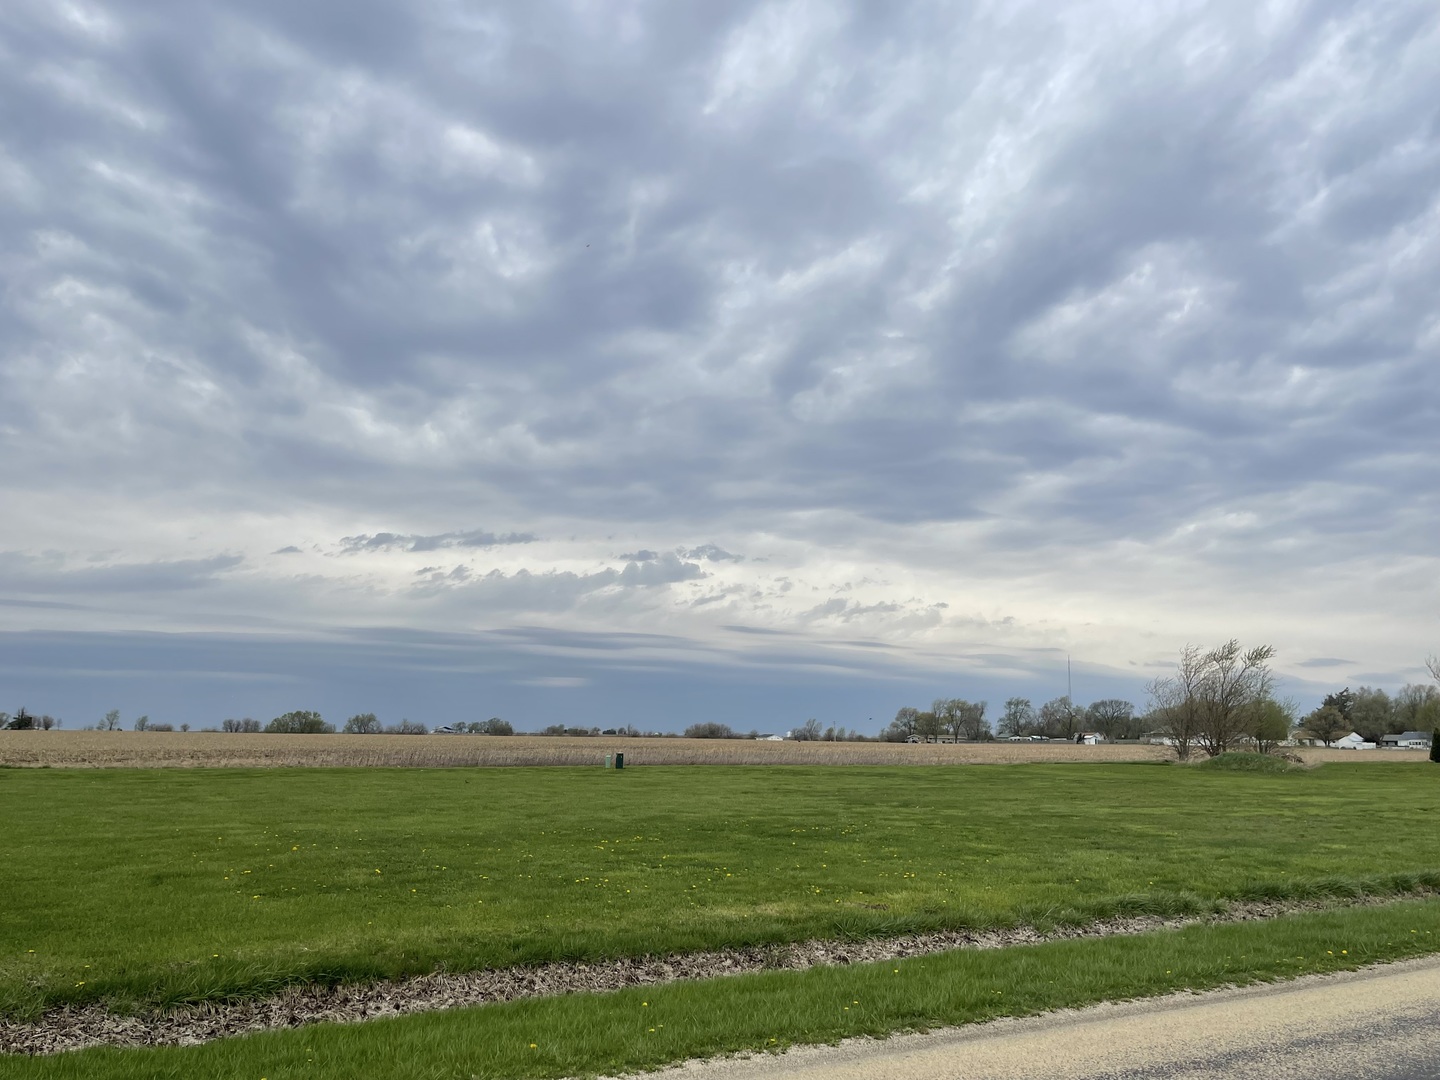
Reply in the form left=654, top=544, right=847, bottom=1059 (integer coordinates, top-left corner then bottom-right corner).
left=1379, top=730, right=1433, bottom=749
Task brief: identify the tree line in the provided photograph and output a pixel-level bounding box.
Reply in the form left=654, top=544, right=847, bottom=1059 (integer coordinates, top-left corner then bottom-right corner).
left=878, top=696, right=1142, bottom=743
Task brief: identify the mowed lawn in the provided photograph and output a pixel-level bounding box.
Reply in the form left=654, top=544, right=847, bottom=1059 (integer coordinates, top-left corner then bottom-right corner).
left=2, top=762, right=1439, bottom=1015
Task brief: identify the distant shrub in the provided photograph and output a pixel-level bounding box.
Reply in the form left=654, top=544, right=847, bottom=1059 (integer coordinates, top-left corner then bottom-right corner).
left=684, top=722, right=737, bottom=739
left=343, top=713, right=382, bottom=734
left=146, top=723, right=174, bottom=732
left=1195, top=751, right=1303, bottom=773
left=266, top=711, right=335, bottom=734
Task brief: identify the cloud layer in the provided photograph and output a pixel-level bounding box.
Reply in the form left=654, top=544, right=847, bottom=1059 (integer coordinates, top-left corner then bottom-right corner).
left=1, top=1, right=1437, bottom=727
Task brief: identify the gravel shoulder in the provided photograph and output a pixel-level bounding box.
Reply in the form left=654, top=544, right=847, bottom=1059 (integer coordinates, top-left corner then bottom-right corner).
left=2, top=892, right=1429, bottom=1056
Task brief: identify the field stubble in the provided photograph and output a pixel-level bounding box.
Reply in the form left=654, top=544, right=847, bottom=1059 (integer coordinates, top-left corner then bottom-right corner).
left=1, top=732, right=1421, bottom=768
left=0, top=732, right=1184, bottom=768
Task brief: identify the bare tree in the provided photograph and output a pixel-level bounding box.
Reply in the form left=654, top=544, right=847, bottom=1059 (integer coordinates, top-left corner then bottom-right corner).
left=958, top=700, right=990, bottom=741
left=935, top=698, right=964, bottom=743
left=1146, top=644, right=1208, bottom=761
left=343, top=713, right=382, bottom=734
left=1084, top=699, right=1136, bottom=742
left=101, top=709, right=121, bottom=731
left=1428, top=655, right=1440, bottom=685
left=1194, top=640, right=1276, bottom=756
left=999, top=698, right=1035, bottom=737
left=1038, top=696, right=1079, bottom=739
left=883, top=708, right=920, bottom=742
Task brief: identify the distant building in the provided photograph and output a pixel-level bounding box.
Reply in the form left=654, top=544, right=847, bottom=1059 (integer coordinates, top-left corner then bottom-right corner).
left=1379, top=731, right=1433, bottom=749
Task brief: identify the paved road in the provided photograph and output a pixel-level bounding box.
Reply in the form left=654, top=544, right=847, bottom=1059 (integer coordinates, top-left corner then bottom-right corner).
left=646, top=955, right=1440, bottom=1080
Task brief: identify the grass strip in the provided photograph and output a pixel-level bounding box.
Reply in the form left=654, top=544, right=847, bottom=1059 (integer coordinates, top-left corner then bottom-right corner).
left=5, top=897, right=1439, bottom=1080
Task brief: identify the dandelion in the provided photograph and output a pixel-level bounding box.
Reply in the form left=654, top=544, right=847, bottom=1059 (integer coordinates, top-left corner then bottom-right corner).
left=529, top=1043, right=537, bottom=1049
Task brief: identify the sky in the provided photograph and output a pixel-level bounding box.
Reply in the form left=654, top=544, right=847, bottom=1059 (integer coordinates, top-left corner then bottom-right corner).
left=1, top=0, right=1437, bottom=733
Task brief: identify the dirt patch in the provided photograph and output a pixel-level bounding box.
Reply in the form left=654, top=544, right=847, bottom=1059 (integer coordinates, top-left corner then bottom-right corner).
left=3, top=891, right=1432, bottom=1056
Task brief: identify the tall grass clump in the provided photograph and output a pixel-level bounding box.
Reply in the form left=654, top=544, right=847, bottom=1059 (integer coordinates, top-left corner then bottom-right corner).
left=1195, top=751, right=1304, bottom=773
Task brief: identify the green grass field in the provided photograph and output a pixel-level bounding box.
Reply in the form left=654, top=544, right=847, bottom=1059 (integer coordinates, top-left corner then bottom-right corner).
left=3, top=761, right=1440, bottom=1018
left=4, top=900, right=1438, bottom=1080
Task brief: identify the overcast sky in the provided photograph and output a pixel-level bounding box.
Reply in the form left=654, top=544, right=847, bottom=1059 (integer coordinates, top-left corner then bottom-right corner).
left=2, top=0, right=1437, bottom=732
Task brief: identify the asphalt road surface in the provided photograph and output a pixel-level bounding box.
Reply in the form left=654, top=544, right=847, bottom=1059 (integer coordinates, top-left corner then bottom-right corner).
left=645, top=955, right=1440, bottom=1080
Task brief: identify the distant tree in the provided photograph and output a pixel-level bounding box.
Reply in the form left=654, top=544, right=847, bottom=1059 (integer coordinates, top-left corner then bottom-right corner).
left=1321, top=687, right=1355, bottom=722
left=6, top=708, right=35, bottom=731
left=884, top=707, right=920, bottom=742
left=958, top=700, right=990, bottom=741
left=1146, top=647, right=1207, bottom=760
left=343, top=713, right=382, bottom=734
left=222, top=717, right=263, bottom=733
left=1194, top=641, right=1276, bottom=757
left=179, top=723, right=190, bottom=732
left=1349, top=687, right=1395, bottom=743
left=684, top=722, right=736, bottom=739
left=998, top=698, right=1035, bottom=737
left=101, top=709, right=121, bottom=731
left=934, top=699, right=962, bottom=743
left=1146, top=642, right=1275, bottom=758
left=1038, top=696, right=1079, bottom=740
left=0, top=712, right=9, bottom=728
left=789, top=718, right=823, bottom=741
left=266, top=711, right=334, bottom=734
left=133, top=715, right=150, bottom=732
left=1084, top=700, right=1136, bottom=742
left=39, top=715, right=57, bottom=731
left=913, top=710, right=941, bottom=743
left=1250, top=697, right=1296, bottom=754
left=385, top=719, right=426, bottom=735
left=1430, top=731, right=1439, bottom=764
left=1303, top=704, right=1349, bottom=747
left=479, top=717, right=514, bottom=736
left=1393, top=685, right=1440, bottom=732
left=147, top=722, right=174, bottom=732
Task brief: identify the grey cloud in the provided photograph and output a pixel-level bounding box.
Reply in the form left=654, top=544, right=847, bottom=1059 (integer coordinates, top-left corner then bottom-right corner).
left=273, top=546, right=303, bottom=554
left=339, top=530, right=537, bottom=553
left=683, top=544, right=744, bottom=563
left=1297, top=657, right=1356, bottom=669
left=0, top=553, right=243, bottom=594
left=0, top=1, right=1436, bottom=716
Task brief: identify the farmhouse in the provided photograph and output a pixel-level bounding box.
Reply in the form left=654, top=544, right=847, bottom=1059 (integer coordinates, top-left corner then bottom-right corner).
left=1378, top=730, right=1433, bottom=749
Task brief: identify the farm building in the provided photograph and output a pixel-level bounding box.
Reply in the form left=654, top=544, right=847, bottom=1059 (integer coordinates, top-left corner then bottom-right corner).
left=1378, top=730, right=1433, bottom=749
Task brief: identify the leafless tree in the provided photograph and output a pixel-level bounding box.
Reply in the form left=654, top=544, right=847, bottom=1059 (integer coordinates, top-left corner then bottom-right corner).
left=1146, top=644, right=1208, bottom=761
left=1194, top=640, right=1276, bottom=756
left=935, top=698, right=964, bottom=743
left=1038, top=695, right=1079, bottom=739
